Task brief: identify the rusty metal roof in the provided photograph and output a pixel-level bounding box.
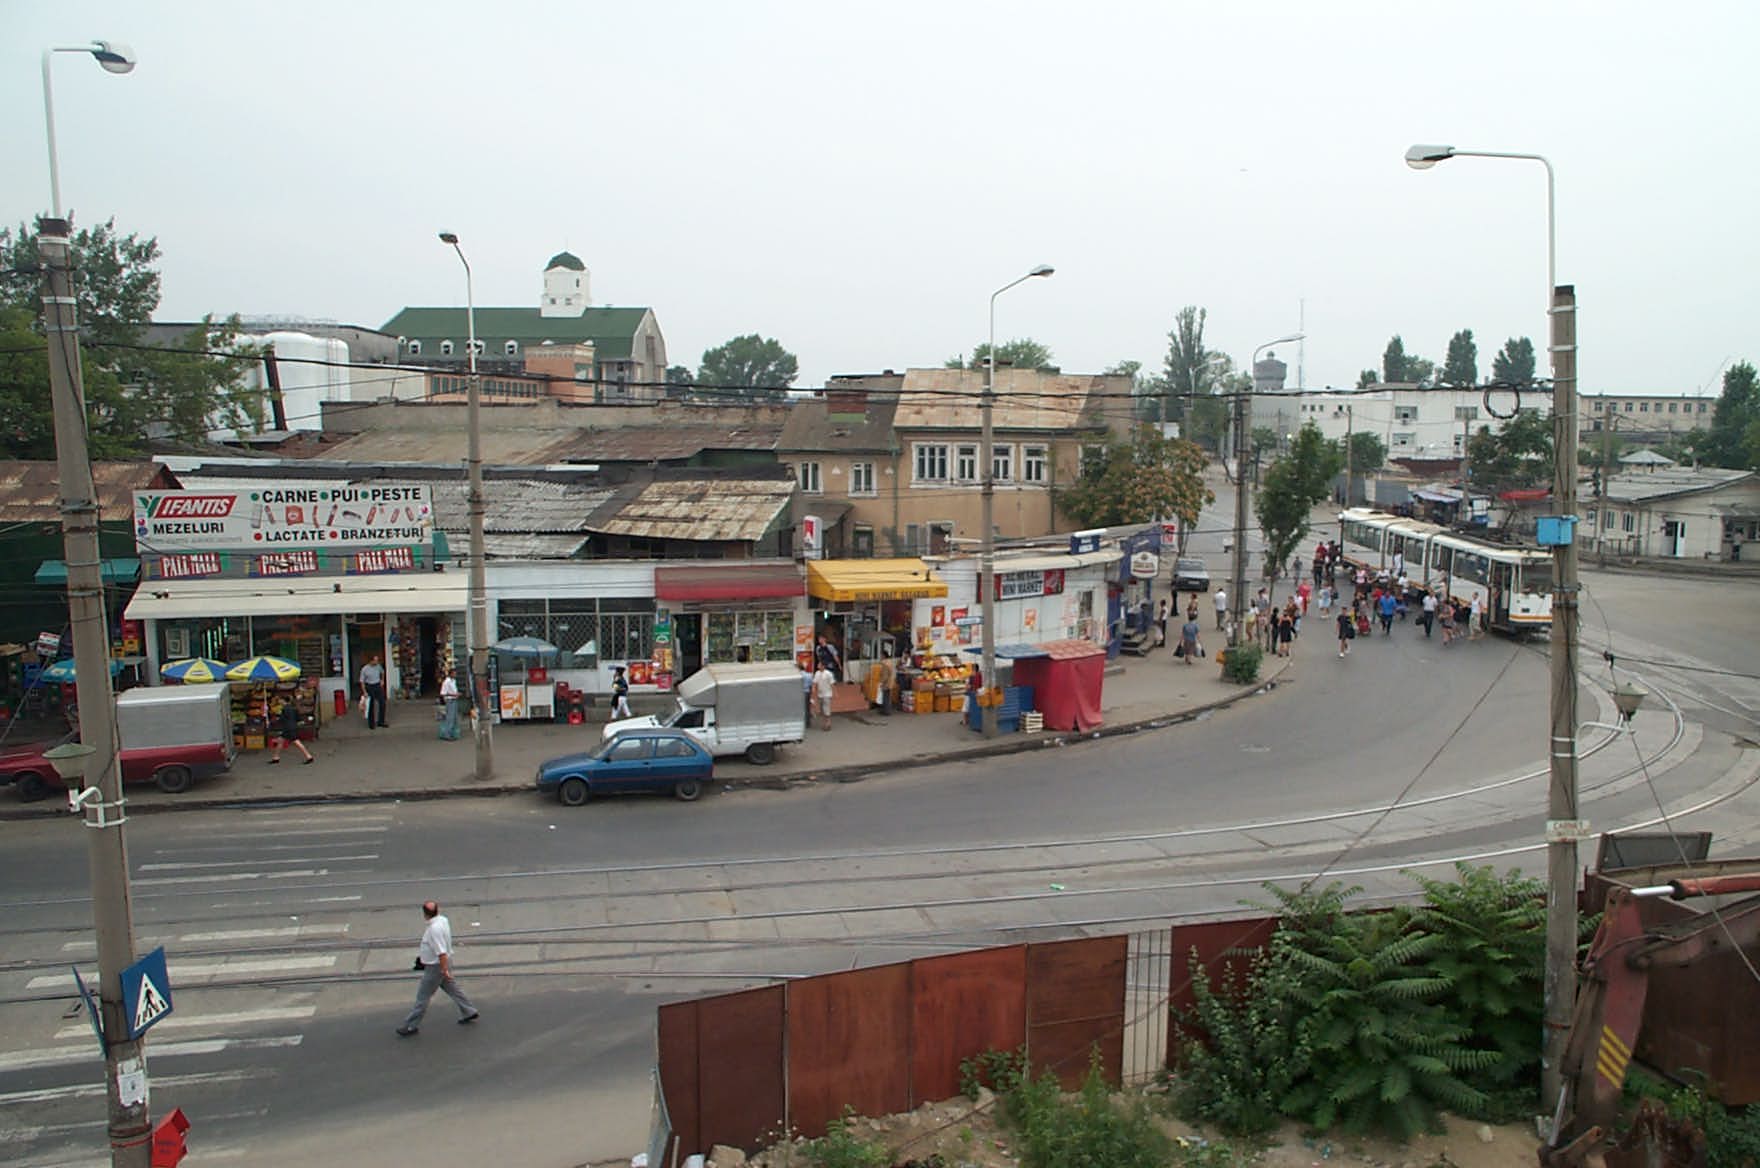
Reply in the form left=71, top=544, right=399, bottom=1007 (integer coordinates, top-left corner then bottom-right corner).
left=542, top=423, right=782, bottom=463
left=0, top=461, right=176, bottom=523
left=892, top=367, right=1107, bottom=432
left=587, top=478, right=795, bottom=543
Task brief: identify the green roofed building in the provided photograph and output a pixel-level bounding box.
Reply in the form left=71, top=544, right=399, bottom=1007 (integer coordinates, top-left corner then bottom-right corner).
left=382, top=251, right=669, bottom=402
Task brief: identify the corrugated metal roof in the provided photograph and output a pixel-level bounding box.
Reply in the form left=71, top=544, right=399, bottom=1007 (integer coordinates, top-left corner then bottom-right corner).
left=778, top=395, right=901, bottom=452
left=309, top=429, right=571, bottom=465
left=892, top=367, right=1102, bottom=432
left=589, top=478, right=793, bottom=543
left=0, top=460, right=173, bottom=523
left=543, top=423, right=781, bottom=462
left=1604, top=468, right=1754, bottom=504
left=482, top=533, right=589, bottom=559
left=426, top=479, right=613, bottom=534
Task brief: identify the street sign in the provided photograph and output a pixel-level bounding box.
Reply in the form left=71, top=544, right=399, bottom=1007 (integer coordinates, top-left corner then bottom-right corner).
left=70, top=965, right=106, bottom=1054
left=121, top=947, right=174, bottom=1039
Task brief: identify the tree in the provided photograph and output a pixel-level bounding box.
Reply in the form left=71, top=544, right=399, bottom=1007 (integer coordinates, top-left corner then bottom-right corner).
left=1490, top=337, right=1536, bottom=385
left=1163, top=306, right=1220, bottom=434
left=1443, top=329, right=1478, bottom=386
left=664, top=364, right=695, bottom=391
left=1187, top=366, right=1240, bottom=452
left=1405, top=355, right=1436, bottom=387
left=1464, top=409, right=1554, bottom=490
left=696, top=334, right=798, bottom=398
left=0, top=219, right=259, bottom=457
left=1105, top=358, right=1167, bottom=423
left=947, top=338, right=1057, bottom=373
left=1055, top=425, right=1213, bottom=532
left=1256, top=424, right=1342, bottom=580
left=1702, top=360, right=1760, bottom=470
left=1338, top=431, right=1386, bottom=475
left=1381, top=336, right=1409, bottom=384
left=1356, top=368, right=1379, bottom=389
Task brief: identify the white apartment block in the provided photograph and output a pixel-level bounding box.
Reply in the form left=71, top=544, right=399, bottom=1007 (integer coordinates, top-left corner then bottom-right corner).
left=1581, top=393, right=1714, bottom=434
left=1252, top=385, right=1553, bottom=461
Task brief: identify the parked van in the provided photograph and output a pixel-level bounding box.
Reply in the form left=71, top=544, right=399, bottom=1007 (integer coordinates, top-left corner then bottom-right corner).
left=602, top=661, right=805, bottom=765
left=0, top=682, right=236, bottom=800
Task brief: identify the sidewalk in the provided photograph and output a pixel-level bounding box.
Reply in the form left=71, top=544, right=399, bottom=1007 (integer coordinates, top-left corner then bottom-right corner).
left=3, top=647, right=1291, bottom=816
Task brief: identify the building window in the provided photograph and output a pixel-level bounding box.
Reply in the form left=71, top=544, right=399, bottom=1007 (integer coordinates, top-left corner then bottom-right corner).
left=504, top=340, right=519, bottom=356
left=797, top=462, right=822, bottom=494
left=1639, top=402, right=1649, bottom=412
left=849, top=461, right=875, bottom=496
left=955, top=444, right=978, bottom=483
left=992, top=444, right=1013, bottom=482
left=407, top=339, right=422, bottom=355
left=852, top=524, right=875, bottom=557
left=1593, top=400, right=1604, bottom=412
left=1622, top=511, right=1635, bottom=533
left=440, top=339, right=454, bottom=356
left=1585, top=508, right=1597, bottom=528
left=1023, top=444, right=1048, bottom=483
left=1395, top=405, right=1418, bottom=423
left=1602, top=510, right=1613, bottom=528
left=470, top=340, right=484, bottom=355
left=904, top=523, right=921, bottom=553
left=1081, top=445, right=1108, bottom=479
left=913, top=443, right=948, bottom=482
left=1454, top=406, right=1479, bottom=421
left=1698, top=402, right=1708, bottom=413
left=1625, top=402, right=1634, bottom=411
left=1453, top=432, right=1465, bottom=453
left=1393, top=431, right=1415, bottom=448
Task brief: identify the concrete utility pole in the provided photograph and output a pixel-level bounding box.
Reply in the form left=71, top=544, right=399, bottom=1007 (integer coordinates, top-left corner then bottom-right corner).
left=1344, top=403, right=1354, bottom=507
left=1229, top=379, right=1251, bottom=642
left=439, top=232, right=494, bottom=779
left=1543, top=282, right=1581, bottom=1108
left=42, top=218, right=150, bottom=1167
left=979, top=265, right=1053, bottom=738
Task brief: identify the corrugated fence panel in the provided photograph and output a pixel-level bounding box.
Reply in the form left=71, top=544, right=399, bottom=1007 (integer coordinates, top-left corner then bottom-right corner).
left=909, top=945, right=1029, bottom=1105
left=1164, top=916, right=1277, bottom=1070
left=656, top=999, right=701, bottom=1160
left=788, top=963, right=914, bottom=1139
left=699, top=985, right=787, bottom=1153
left=1026, top=935, right=1127, bottom=1088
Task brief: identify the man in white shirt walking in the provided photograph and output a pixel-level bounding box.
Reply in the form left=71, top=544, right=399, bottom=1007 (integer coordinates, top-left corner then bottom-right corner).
left=1213, top=587, right=1229, bottom=631
left=397, top=900, right=478, bottom=1035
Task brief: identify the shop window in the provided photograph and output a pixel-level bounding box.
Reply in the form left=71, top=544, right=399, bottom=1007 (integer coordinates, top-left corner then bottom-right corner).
left=913, top=443, right=948, bottom=483
left=1023, top=445, right=1048, bottom=483
left=849, top=461, right=876, bottom=496
left=797, top=461, right=822, bottom=494
left=992, top=445, right=1013, bottom=483
left=955, top=444, right=978, bottom=483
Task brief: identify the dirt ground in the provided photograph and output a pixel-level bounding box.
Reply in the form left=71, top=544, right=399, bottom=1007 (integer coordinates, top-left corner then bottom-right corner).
left=727, top=1090, right=1539, bottom=1168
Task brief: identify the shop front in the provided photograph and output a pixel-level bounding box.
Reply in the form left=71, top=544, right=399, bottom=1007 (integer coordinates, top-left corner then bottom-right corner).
left=488, top=561, right=663, bottom=709
left=653, top=562, right=807, bottom=678
left=804, top=558, right=948, bottom=684
left=920, top=548, right=1120, bottom=661
left=1109, top=526, right=1166, bottom=655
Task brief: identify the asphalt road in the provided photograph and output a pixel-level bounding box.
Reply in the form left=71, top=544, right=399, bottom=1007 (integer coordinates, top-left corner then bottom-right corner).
left=1, top=568, right=1754, bottom=1167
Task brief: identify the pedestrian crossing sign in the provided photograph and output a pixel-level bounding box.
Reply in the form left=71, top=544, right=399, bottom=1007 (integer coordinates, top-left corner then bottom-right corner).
left=121, top=947, right=174, bottom=1039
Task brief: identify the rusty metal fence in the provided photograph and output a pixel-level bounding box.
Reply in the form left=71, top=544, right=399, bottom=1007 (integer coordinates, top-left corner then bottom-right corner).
left=657, top=918, right=1280, bottom=1160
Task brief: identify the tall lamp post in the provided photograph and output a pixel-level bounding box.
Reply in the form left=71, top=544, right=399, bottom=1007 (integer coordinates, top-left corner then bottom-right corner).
left=980, top=264, right=1054, bottom=738
left=438, top=232, right=494, bottom=780
left=1406, top=143, right=1579, bottom=1112
left=41, top=39, right=150, bottom=1168
left=1230, top=333, right=1303, bottom=641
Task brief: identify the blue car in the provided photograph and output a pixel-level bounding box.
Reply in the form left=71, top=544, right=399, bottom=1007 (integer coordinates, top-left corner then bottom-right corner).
left=536, top=728, right=714, bottom=806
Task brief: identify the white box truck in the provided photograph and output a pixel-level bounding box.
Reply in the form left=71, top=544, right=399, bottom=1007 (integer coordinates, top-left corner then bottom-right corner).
left=602, top=661, right=805, bottom=765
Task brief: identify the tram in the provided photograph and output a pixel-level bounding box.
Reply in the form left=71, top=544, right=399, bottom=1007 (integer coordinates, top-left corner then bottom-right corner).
left=1336, top=508, right=1552, bottom=634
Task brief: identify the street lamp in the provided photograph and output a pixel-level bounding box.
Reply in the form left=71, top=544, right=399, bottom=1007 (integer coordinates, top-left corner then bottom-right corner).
left=42, top=41, right=137, bottom=219
left=980, top=263, right=1054, bottom=738
left=438, top=231, right=494, bottom=780
left=1229, top=333, right=1303, bottom=641
left=1406, top=142, right=1580, bottom=1116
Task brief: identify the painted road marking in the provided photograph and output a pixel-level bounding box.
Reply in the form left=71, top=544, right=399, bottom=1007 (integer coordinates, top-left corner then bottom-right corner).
left=28, top=954, right=337, bottom=991
left=0, top=1035, right=302, bottom=1073
left=56, top=1004, right=316, bottom=1041
left=0, top=1068, right=268, bottom=1106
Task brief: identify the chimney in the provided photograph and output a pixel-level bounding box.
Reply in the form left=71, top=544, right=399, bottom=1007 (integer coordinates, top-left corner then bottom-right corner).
left=826, top=388, right=867, bottom=418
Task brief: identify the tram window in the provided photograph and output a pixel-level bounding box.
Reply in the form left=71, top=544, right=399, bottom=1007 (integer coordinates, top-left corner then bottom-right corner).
left=1430, top=543, right=1447, bottom=571
left=1523, top=560, right=1553, bottom=595
left=1456, top=552, right=1489, bottom=585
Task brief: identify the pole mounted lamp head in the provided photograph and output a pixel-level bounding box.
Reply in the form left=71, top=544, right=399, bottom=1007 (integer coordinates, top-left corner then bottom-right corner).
left=88, top=41, right=136, bottom=73
left=437, top=231, right=459, bottom=245
left=1027, top=264, right=1054, bottom=278
left=1404, top=144, right=1456, bottom=170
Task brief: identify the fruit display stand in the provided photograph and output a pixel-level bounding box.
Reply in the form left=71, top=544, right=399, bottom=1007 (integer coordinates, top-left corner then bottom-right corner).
left=229, top=678, right=318, bottom=749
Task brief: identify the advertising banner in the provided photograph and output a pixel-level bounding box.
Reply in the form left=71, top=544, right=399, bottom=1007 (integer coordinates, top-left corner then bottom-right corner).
left=134, top=485, right=433, bottom=552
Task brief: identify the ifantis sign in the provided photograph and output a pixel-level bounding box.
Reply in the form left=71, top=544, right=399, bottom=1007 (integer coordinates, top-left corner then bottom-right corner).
left=134, top=485, right=433, bottom=552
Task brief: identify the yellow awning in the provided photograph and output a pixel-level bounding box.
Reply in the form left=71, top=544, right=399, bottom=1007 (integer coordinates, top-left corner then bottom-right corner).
left=807, top=558, right=948, bottom=603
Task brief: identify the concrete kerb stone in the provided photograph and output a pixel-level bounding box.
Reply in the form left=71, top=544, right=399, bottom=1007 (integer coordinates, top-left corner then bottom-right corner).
left=0, top=660, right=1293, bottom=820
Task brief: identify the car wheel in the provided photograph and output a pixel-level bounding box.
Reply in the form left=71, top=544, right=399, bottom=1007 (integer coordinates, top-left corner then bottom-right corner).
left=558, top=777, right=589, bottom=807
left=673, top=779, right=703, bottom=802
left=155, top=765, right=194, bottom=795
left=16, top=772, right=47, bottom=802
left=744, top=742, right=776, bottom=766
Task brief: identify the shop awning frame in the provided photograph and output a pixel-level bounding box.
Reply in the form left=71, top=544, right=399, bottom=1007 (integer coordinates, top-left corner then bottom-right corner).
left=124, top=575, right=469, bottom=621
left=655, top=562, right=804, bottom=604
left=806, top=558, right=948, bottom=603
left=35, top=557, right=142, bottom=585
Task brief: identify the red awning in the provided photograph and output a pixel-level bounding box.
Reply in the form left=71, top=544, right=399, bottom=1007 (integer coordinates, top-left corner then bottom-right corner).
left=654, top=563, right=804, bottom=604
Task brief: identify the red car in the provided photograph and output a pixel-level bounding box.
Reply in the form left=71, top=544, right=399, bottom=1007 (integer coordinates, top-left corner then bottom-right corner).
left=2, top=683, right=236, bottom=800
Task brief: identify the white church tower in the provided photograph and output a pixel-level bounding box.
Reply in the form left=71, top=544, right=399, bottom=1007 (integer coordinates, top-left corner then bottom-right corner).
left=540, top=251, right=590, bottom=318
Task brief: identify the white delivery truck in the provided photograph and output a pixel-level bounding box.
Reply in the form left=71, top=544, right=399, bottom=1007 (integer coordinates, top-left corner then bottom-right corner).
left=602, top=661, right=805, bottom=765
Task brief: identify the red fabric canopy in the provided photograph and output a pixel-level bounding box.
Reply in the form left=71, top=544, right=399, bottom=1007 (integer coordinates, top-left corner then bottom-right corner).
left=1010, top=640, right=1106, bottom=732
left=654, top=563, right=803, bottom=603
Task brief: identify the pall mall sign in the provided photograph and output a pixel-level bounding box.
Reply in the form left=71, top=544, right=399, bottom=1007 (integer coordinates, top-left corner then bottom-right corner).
left=134, top=485, right=434, bottom=552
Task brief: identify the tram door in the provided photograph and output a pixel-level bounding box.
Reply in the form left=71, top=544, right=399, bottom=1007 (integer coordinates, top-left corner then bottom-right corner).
left=1489, top=563, right=1513, bottom=629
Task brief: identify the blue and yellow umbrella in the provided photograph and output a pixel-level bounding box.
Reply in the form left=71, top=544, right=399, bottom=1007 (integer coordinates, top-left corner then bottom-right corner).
left=224, top=655, right=302, bottom=682
left=160, top=657, right=229, bottom=684
left=39, top=657, right=124, bottom=683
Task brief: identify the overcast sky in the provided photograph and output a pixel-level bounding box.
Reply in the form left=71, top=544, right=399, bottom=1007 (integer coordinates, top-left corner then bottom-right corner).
left=5, top=2, right=1755, bottom=396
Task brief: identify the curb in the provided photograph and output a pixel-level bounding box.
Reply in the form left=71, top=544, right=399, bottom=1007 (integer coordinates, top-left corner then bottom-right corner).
left=0, top=661, right=1293, bottom=820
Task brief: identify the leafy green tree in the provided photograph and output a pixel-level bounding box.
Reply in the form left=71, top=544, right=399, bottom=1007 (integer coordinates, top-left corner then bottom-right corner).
left=0, top=219, right=259, bottom=456
left=696, top=333, right=798, bottom=398
left=1465, top=409, right=1554, bottom=490
left=1104, top=358, right=1167, bottom=422
left=947, top=338, right=1057, bottom=373
left=1339, top=431, right=1386, bottom=474
left=1356, top=368, right=1379, bottom=389
left=1405, top=355, right=1436, bottom=387
left=1054, top=425, right=1213, bottom=532
left=1255, top=423, right=1341, bottom=576
left=1443, top=329, right=1478, bottom=386
left=1490, top=337, right=1536, bottom=385
left=1702, top=360, right=1760, bottom=470
left=1381, top=335, right=1409, bottom=383
left=1162, top=306, right=1219, bottom=434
